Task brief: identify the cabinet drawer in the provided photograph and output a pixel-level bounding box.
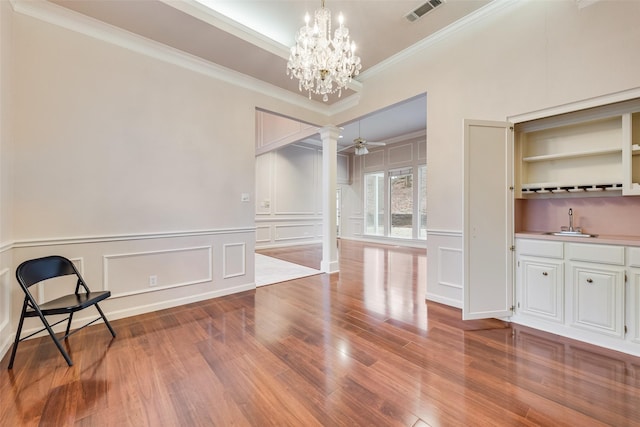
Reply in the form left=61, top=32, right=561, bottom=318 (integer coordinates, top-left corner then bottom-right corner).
left=567, top=243, right=624, bottom=265
left=517, top=239, right=563, bottom=259
left=628, top=247, right=640, bottom=267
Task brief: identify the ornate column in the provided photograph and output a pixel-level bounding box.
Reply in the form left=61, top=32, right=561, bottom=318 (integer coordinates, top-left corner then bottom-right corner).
left=319, top=126, right=340, bottom=273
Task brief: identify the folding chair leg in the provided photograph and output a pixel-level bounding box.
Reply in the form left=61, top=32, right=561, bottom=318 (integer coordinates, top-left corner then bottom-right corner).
left=95, top=303, right=116, bottom=337
left=65, top=312, right=74, bottom=337
left=34, top=308, right=74, bottom=367
left=7, top=300, right=28, bottom=369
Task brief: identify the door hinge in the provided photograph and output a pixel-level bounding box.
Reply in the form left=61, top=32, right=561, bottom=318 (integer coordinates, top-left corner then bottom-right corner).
left=510, top=245, right=515, bottom=252
left=510, top=305, right=515, bottom=312
left=625, top=325, right=628, bottom=335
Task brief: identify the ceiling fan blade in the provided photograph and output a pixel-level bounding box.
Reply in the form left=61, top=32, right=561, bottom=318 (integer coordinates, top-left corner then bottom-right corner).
left=366, top=141, right=386, bottom=146
left=338, top=145, right=355, bottom=153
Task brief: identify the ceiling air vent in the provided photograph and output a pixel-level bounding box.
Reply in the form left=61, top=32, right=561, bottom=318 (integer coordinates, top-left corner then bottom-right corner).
left=406, top=0, right=443, bottom=22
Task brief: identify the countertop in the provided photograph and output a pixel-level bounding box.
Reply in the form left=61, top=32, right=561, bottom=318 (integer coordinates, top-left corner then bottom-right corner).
left=515, top=231, right=640, bottom=247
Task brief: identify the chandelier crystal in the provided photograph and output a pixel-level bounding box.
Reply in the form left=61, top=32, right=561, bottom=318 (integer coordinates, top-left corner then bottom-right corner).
left=286, top=0, right=362, bottom=102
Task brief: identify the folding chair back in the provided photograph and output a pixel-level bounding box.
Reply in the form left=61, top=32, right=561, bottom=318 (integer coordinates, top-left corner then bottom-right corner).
left=16, top=255, right=77, bottom=289
left=8, top=255, right=116, bottom=369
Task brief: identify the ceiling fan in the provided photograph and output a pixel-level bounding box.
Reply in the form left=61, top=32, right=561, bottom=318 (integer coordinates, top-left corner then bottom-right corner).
left=338, top=121, right=386, bottom=155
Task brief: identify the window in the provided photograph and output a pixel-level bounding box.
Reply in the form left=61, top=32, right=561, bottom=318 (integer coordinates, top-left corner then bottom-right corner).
left=389, top=168, right=413, bottom=238
left=364, top=172, right=385, bottom=236
left=418, top=165, right=427, bottom=239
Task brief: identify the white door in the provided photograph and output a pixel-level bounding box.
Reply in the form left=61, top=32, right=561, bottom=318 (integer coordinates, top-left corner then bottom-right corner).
left=463, top=120, right=514, bottom=320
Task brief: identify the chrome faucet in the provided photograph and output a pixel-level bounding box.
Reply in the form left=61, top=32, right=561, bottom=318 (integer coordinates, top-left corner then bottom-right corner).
left=568, top=208, right=574, bottom=232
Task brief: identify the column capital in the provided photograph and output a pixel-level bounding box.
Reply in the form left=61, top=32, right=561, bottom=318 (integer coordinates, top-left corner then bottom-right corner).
left=319, top=125, right=342, bottom=142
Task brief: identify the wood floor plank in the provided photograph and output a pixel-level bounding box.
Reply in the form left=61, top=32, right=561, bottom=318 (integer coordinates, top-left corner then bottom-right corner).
left=2, top=240, right=640, bottom=426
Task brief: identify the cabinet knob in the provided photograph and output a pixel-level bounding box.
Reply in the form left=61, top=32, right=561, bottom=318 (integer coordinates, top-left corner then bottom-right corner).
left=586, top=278, right=593, bottom=283
left=542, top=271, right=548, bottom=276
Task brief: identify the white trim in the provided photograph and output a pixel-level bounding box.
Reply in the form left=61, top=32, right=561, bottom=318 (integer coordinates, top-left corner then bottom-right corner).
left=106, top=283, right=256, bottom=321
left=255, top=240, right=322, bottom=250
left=425, top=293, right=463, bottom=309
left=12, top=227, right=255, bottom=249
left=0, top=241, right=12, bottom=254
left=426, top=229, right=463, bottom=238
left=255, top=216, right=322, bottom=223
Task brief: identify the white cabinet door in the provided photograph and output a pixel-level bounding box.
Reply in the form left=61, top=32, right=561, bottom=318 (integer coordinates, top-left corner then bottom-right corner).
left=520, top=257, right=564, bottom=323
left=463, top=120, right=513, bottom=320
left=571, top=263, right=625, bottom=338
left=628, top=268, right=640, bottom=344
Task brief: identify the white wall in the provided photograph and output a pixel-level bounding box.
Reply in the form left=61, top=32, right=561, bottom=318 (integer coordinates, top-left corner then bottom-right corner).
left=0, top=0, right=14, bottom=358
left=255, top=140, right=350, bottom=249
left=256, top=144, right=322, bottom=248
left=330, top=0, right=640, bottom=307
left=0, top=2, right=327, bottom=357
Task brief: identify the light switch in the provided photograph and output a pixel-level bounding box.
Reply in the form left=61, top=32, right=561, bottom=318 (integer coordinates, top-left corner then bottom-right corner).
left=241, top=193, right=250, bottom=202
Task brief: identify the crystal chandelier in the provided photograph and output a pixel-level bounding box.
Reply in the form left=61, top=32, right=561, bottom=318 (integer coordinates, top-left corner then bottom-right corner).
left=286, top=0, right=362, bottom=102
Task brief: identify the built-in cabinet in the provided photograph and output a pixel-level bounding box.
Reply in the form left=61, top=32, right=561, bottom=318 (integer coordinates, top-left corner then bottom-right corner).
left=462, top=91, right=640, bottom=357
left=515, top=238, right=639, bottom=356
left=628, top=247, right=640, bottom=344
left=515, top=99, right=640, bottom=197
left=517, top=239, right=564, bottom=323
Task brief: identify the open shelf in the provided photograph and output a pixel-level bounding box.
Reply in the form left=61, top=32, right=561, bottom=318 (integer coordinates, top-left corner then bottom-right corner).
left=515, top=102, right=640, bottom=198
left=522, top=148, right=622, bottom=163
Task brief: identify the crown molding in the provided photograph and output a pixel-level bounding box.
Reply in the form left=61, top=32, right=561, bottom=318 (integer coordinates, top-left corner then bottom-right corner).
left=10, top=0, right=336, bottom=115
left=359, top=0, right=523, bottom=82
left=159, top=0, right=290, bottom=60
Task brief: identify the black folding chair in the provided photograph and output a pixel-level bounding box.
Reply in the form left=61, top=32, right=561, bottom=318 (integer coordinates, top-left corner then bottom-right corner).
left=8, top=255, right=116, bottom=368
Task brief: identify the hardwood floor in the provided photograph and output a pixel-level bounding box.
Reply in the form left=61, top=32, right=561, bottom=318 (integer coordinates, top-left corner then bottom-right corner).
left=2, top=240, right=640, bottom=426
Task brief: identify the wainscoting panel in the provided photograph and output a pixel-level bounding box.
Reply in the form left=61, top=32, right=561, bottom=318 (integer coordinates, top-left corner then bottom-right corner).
left=437, top=247, right=463, bottom=290
left=0, top=229, right=256, bottom=359
left=427, top=230, right=463, bottom=308
left=104, top=246, right=212, bottom=298
left=275, top=223, right=318, bottom=242
left=256, top=226, right=271, bottom=243
left=223, top=243, right=246, bottom=279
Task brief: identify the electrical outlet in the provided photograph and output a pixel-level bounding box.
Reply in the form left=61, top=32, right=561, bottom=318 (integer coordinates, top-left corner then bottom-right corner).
left=149, top=275, right=158, bottom=287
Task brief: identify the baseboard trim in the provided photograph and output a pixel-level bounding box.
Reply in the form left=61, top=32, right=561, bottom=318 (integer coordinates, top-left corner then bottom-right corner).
left=426, top=293, right=462, bottom=309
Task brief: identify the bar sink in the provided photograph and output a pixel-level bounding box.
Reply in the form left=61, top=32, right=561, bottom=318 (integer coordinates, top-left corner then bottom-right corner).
left=545, top=231, right=597, bottom=238
left=544, top=208, right=597, bottom=237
